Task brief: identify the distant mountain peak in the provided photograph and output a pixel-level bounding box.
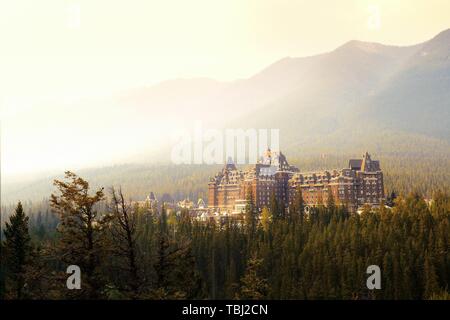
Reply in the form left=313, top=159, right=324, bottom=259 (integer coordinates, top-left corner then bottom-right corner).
left=337, top=39, right=404, bottom=55
left=414, top=28, right=450, bottom=60
left=341, top=39, right=383, bottom=48
left=432, top=28, right=450, bottom=39
left=427, top=28, right=450, bottom=47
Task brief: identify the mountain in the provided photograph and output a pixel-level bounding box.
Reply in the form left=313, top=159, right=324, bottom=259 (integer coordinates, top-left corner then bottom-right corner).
left=119, top=29, right=450, bottom=158
left=228, top=29, right=450, bottom=156
left=3, top=29, right=450, bottom=204
left=362, top=29, right=450, bottom=139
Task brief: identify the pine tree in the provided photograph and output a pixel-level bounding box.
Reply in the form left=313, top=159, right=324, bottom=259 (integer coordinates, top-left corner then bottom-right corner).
left=3, top=180, right=450, bottom=301
left=244, top=189, right=257, bottom=235
left=152, top=212, right=205, bottom=299
left=22, top=245, right=56, bottom=299
left=260, top=207, right=272, bottom=233
left=3, top=202, right=32, bottom=299
left=270, top=191, right=280, bottom=219
left=170, top=240, right=206, bottom=299
left=0, top=242, right=5, bottom=299
left=326, top=189, right=335, bottom=210
left=235, top=255, right=269, bottom=300
left=50, top=171, right=108, bottom=299
left=108, top=187, right=141, bottom=297
left=423, top=253, right=440, bottom=299
left=154, top=210, right=171, bottom=296
left=296, top=186, right=305, bottom=221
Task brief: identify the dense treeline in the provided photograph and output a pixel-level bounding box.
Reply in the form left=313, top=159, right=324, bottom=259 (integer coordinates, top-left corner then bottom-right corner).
left=187, top=191, right=450, bottom=300
left=3, top=154, right=450, bottom=205
left=1, top=172, right=449, bottom=300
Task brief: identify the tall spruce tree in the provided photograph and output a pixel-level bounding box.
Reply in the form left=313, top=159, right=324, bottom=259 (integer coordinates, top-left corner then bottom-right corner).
left=235, top=255, right=269, bottom=300
left=244, top=189, right=257, bottom=235
left=3, top=202, right=32, bottom=299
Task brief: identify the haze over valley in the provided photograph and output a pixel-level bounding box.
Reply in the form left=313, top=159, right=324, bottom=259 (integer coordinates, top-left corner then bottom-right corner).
left=3, top=28, right=450, bottom=204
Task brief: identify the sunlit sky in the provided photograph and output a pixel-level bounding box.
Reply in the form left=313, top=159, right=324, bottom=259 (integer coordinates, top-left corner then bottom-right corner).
left=1, top=0, right=450, bottom=180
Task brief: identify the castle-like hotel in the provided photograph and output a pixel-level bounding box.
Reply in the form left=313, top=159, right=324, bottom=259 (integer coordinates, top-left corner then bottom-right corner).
left=208, top=150, right=384, bottom=214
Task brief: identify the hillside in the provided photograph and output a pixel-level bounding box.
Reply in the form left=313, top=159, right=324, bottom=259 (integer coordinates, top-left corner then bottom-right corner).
left=3, top=29, right=450, bottom=205
left=119, top=29, right=450, bottom=158
left=232, top=29, right=450, bottom=154
left=3, top=153, right=450, bottom=206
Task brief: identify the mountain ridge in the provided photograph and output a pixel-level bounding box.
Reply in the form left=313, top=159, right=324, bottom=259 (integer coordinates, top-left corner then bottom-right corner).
left=3, top=29, right=450, bottom=203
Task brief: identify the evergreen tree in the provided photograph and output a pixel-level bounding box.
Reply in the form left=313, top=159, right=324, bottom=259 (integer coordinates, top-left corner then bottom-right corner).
left=3, top=202, right=32, bottom=299
left=3, top=178, right=450, bottom=301
left=260, top=207, right=272, bottom=233
left=50, top=171, right=108, bottom=299
left=270, top=191, right=280, bottom=219
left=235, top=255, right=269, bottom=300
left=0, top=242, right=5, bottom=299
left=293, top=186, right=305, bottom=221
left=108, top=187, right=141, bottom=297
left=153, top=210, right=171, bottom=297
left=326, top=189, right=335, bottom=209
left=244, top=189, right=257, bottom=235
left=171, top=240, right=206, bottom=299
left=423, top=253, right=440, bottom=299
left=152, top=212, right=205, bottom=299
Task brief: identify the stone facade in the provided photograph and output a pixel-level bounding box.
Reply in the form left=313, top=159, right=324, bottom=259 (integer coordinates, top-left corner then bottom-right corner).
left=208, top=150, right=384, bottom=214
left=289, top=152, right=384, bottom=212
left=208, top=149, right=297, bottom=213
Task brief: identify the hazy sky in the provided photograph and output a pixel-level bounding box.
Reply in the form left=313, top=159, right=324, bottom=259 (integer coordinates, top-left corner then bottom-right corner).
left=2, top=0, right=450, bottom=97
left=1, top=0, right=450, bottom=179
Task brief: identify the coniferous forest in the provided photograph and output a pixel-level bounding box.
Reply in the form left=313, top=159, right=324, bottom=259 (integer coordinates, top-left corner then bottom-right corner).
left=2, top=1, right=450, bottom=306
left=1, top=171, right=449, bottom=300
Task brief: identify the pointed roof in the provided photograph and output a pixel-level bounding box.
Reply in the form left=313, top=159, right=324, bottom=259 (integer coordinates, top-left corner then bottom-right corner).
left=146, top=192, right=156, bottom=202
left=224, top=156, right=237, bottom=171
left=361, top=152, right=371, bottom=171
left=197, top=198, right=206, bottom=208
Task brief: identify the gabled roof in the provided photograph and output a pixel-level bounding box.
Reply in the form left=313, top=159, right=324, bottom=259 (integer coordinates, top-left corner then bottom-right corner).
left=223, top=156, right=237, bottom=171
left=197, top=198, right=206, bottom=207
